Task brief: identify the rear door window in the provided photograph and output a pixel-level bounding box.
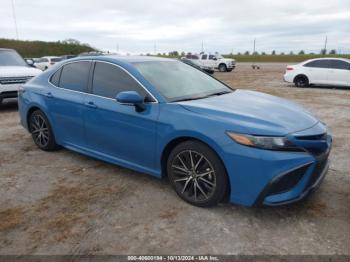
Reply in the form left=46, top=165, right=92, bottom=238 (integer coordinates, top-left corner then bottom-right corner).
left=304, top=60, right=330, bottom=68
left=59, top=61, right=91, bottom=92
left=92, top=62, right=149, bottom=100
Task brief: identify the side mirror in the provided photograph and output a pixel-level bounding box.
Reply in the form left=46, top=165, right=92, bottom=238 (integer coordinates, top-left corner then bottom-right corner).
left=116, top=91, right=145, bottom=112
left=213, top=57, right=217, bottom=61
left=26, top=59, right=34, bottom=66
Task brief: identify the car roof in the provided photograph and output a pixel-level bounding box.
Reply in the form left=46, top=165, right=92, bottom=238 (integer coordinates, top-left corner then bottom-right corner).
left=303, top=57, right=350, bottom=63
left=69, top=55, right=174, bottom=63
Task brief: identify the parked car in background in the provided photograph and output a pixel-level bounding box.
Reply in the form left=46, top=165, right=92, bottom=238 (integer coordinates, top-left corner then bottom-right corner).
left=61, top=55, right=76, bottom=60
left=34, top=56, right=63, bottom=71
left=0, top=48, right=41, bottom=104
left=180, top=57, right=215, bottom=74
left=185, top=52, right=236, bottom=72
left=284, top=58, right=350, bottom=87
left=78, top=51, right=105, bottom=56
left=19, top=56, right=332, bottom=207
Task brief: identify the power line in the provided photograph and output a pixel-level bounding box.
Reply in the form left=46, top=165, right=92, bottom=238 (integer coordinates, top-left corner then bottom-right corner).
left=11, top=0, right=19, bottom=40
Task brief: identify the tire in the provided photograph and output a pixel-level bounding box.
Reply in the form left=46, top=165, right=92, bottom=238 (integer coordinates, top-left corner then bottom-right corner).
left=29, top=110, right=59, bottom=151
left=294, top=75, right=309, bottom=87
left=218, top=64, right=227, bottom=72
left=227, top=69, right=233, bottom=72
left=167, top=140, right=228, bottom=207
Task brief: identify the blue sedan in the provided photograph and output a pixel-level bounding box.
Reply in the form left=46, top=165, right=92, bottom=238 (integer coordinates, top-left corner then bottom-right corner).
left=18, top=56, right=332, bottom=207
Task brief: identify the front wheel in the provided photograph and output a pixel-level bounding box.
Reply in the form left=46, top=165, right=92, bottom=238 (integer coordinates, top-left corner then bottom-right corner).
left=218, top=64, right=227, bottom=72
left=29, top=110, right=59, bottom=151
left=167, top=141, right=228, bottom=207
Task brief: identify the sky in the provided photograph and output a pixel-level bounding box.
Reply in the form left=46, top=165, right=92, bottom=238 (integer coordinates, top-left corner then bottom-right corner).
left=0, top=0, right=349, bottom=54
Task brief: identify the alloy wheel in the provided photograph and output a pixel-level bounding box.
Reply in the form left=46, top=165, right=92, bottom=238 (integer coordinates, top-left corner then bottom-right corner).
left=30, top=114, right=50, bottom=148
left=171, top=150, right=216, bottom=203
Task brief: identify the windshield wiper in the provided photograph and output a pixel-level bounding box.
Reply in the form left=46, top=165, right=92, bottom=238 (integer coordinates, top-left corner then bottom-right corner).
left=209, top=90, right=232, bottom=96
left=173, top=97, right=204, bottom=102
left=174, top=90, right=232, bottom=102
left=199, top=90, right=232, bottom=99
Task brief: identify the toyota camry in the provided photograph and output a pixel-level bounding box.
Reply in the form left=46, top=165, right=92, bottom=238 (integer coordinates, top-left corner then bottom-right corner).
left=18, top=56, right=332, bottom=207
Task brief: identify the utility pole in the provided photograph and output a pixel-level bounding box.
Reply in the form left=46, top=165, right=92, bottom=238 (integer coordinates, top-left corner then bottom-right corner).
left=324, top=36, right=328, bottom=54
left=11, top=0, right=19, bottom=39
left=252, top=39, right=259, bottom=69
left=253, top=38, right=256, bottom=54
left=201, top=40, right=204, bottom=53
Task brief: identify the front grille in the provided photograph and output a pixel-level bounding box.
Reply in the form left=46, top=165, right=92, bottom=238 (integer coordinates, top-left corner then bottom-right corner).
left=295, top=133, right=327, bottom=141
left=294, top=132, right=330, bottom=157
left=267, top=164, right=310, bottom=196
left=305, top=147, right=327, bottom=156
left=0, top=76, right=33, bottom=85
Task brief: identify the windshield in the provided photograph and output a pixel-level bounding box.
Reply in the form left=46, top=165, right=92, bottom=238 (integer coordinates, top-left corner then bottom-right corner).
left=0, top=50, right=28, bottom=66
left=133, top=61, right=232, bottom=102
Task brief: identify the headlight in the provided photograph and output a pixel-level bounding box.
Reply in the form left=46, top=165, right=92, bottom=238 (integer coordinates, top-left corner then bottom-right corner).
left=227, top=132, right=304, bottom=151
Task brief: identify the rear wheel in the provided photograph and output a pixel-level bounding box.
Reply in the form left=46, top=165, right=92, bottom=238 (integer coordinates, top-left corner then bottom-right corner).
left=294, top=75, right=309, bottom=87
left=29, top=110, right=59, bottom=151
left=167, top=140, right=228, bottom=207
left=218, top=64, right=227, bottom=72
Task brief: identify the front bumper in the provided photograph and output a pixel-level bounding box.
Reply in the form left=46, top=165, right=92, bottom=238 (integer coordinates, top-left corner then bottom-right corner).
left=254, top=147, right=330, bottom=206
left=222, top=122, right=332, bottom=206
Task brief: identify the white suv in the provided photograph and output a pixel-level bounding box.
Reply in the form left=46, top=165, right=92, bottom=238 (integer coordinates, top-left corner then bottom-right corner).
left=284, top=58, right=350, bottom=87
left=0, top=48, right=42, bottom=104
left=34, top=56, right=63, bottom=71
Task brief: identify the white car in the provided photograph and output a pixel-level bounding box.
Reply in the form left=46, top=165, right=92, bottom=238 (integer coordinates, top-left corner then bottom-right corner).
left=185, top=53, right=236, bottom=72
left=34, top=56, right=63, bottom=71
left=0, top=48, right=42, bottom=104
left=284, top=58, right=350, bottom=87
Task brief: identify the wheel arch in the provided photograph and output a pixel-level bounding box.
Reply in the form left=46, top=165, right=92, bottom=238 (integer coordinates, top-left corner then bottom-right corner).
left=160, top=135, right=231, bottom=201
left=293, top=74, right=309, bottom=83
left=26, top=105, right=43, bottom=129
left=26, top=104, right=55, bottom=136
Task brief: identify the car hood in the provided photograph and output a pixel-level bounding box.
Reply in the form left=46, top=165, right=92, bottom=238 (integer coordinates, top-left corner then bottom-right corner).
left=219, top=58, right=235, bottom=63
left=179, top=90, right=319, bottom=136
left=0, top=66, right=42, bottom=77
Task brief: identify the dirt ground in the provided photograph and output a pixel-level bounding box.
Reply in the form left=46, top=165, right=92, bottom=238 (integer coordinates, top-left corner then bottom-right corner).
left=0, top=62, right=349, bottom=255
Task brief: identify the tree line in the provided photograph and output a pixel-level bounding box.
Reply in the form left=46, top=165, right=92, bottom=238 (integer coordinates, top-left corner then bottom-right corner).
left=0, top=38, right=95, bottom=58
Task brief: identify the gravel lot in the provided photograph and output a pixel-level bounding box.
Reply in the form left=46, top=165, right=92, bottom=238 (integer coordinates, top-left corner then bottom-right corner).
left=0, top=62, right=349, bottom=255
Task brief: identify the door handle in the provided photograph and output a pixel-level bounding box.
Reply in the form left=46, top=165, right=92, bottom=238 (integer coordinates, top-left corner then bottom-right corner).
left=45, top=92, right=53, bottom=98
left=85, top=101, right=97, bottom=109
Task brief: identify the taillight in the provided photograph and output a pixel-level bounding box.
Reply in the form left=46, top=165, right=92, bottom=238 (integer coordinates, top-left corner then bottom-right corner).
left=286, top=66, right=294, bottom=71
